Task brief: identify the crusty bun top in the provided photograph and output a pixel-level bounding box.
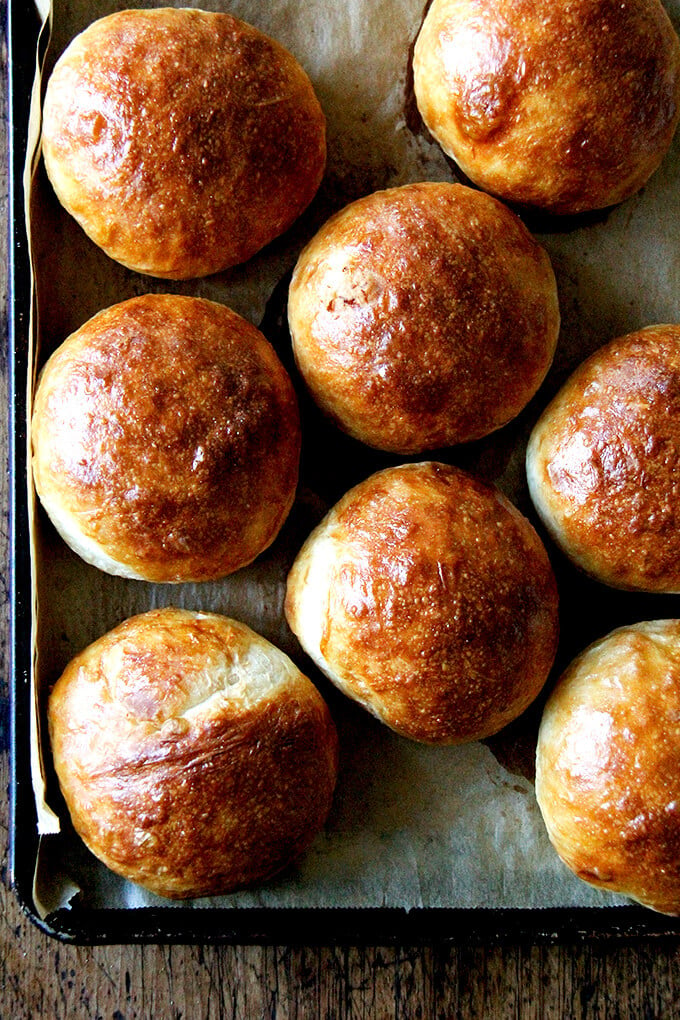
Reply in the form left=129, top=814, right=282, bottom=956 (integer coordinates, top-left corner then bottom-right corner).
left=536, top=620, right=680, bottom=915
left=526, top=324, right=680, bottom=592
left=413, top=0, right=680, bottom=214
left=288, top=182, right=559, bottom=453
left=285, top=462, right=559, bottom=744
left=31, top=294, right=300, bottom=583
left=41, top=8, right=326, bottom=279
left=48, top=608, right=338, bottom=899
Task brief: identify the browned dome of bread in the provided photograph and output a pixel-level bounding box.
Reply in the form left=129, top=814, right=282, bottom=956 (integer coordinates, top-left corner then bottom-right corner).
left=41, top=8, right=326, bottom=279
left=47, top=608, right=339, bottom=899
left=536, top=620, right=680, bottom=915
left=285, top=461, right=559, bottom=744
left=526, top=324, right=680, bottom=592
left=287, top=182, right=559, bottom=454
left=31, top=294, right=300, bottom=583
left=413, top=0, right=680, bottom=215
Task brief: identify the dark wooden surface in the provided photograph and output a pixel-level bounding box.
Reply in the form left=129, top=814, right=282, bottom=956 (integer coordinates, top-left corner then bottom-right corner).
left=4, top=9, right=680, bottom=1019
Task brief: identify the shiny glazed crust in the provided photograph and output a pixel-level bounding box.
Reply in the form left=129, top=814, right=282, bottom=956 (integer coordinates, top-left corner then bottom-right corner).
left=47, top=608, right=338, bottom=899
left=31, top=294, right=300, bottom=582
left=413, top=0, right=680, bottom=214
left=41, top=8, right=326, bottom=279
left=287, top=182, right=559, bottom=453
left=526, top=324, right=680, bottom=592
left=536, top=620, right=680, bottom=915
left=285, top=462, right=559, bottom=744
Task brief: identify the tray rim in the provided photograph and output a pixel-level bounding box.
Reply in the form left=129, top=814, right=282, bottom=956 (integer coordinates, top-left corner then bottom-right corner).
left=8, top=0, right=680, bottom=945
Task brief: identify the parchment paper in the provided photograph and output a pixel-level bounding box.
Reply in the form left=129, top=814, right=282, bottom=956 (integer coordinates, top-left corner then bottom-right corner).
left=25, top=0, right=680, bottom=917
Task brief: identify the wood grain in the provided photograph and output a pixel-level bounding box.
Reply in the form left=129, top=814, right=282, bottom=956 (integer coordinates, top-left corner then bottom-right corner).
left=3, top=906, right=680, bottom=1020
left=3, top=4, right=680, bottom=1017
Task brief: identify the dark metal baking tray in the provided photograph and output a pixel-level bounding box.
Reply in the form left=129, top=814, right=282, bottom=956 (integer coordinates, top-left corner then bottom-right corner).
left=8, top=0, right=680, bottom=943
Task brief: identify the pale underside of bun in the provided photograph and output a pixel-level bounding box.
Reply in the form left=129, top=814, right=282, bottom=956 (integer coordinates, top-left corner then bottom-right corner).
left=35, top=485, right=148, bottom=580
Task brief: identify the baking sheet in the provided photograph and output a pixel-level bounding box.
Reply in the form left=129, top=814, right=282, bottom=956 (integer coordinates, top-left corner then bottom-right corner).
left=14, top=0, right=680, bottom=935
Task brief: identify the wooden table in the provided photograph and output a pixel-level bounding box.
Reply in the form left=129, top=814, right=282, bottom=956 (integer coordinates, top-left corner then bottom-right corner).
left=3, top=8, right=680, bottom=1018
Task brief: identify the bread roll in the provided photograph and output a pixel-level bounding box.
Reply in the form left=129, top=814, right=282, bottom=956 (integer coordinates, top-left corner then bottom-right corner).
left=285, top=462, right=559, bottom=744
left=526, top=324, right=680, bottom=592
left=41, top=8, right=326, bottom=279
left=413, top=0, right=680, bottom=215
left=31, top=294, right=300, bottom=583
left=287, top=182, right=559, bottom=453
left=47, top=608, right=338, bottom=899
left=536, top=620, right=680, bottom=915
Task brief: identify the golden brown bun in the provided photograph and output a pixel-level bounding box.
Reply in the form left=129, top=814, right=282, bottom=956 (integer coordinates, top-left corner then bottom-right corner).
left=536, top=620, right=680, bottom=915
left=285, top=462, right=559, bottom=744
left=47, top=608, right=338, bottom=899
left=526, top=324, right=680, bottom=592
left=41, top=8, right=326, bottom=279
left=413, top=0, right=680, bottom=215
left=31, top=294, right=300, bottom=583
left=287, top=182, right=559, bottom=453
